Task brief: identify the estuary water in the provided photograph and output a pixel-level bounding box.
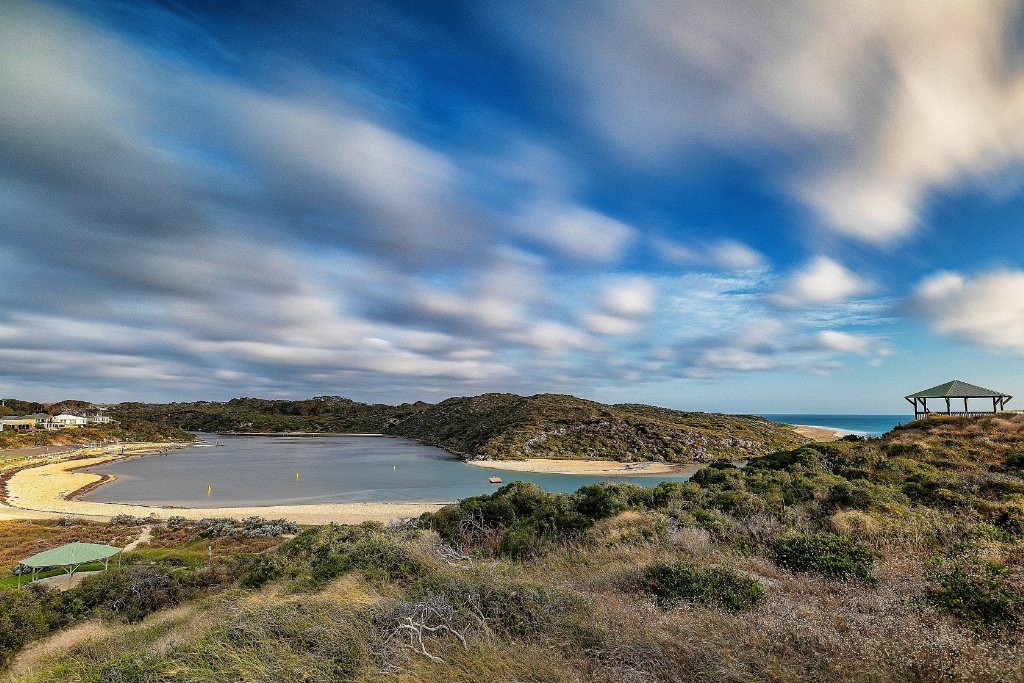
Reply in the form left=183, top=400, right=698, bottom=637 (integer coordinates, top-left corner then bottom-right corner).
left=79, top=433, right=699, bottom=507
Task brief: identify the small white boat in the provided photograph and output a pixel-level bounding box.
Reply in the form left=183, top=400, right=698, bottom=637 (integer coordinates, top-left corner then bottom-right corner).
left=488, top=476, right=503, bottom=484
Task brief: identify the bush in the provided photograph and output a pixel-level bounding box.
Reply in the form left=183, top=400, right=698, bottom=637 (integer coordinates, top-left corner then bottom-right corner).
left=640, top=560, right=764, bottom=612
left=771, top=533, right=878, bottom=581
left=0, top=587, right=52, bottom=667
left=0, top=585, right=84, bottom=667
left=239, top=554, right=284, bottom=589
left=410, top=571, right=601, bottom=645
left=109, top=514, right=157, bottom=526
left=276, top=524, right=426, bottom=586
left=75, top=565, right=204, bottom=623
left=925, top=559, right=1023, bottom=632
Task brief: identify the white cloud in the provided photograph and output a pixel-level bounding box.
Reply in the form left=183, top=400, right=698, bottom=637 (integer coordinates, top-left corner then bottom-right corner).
left=583, top=276, right=656, bottom=336
left=913, top=269, right=1024, bottom=353
left=584, top=312, right=641, bottom=336
left=697, top=348, right=779, bottom=373
left=772, top=256, right=873, bottom=308
left=599, top=276, right=656, bottom=317
left=494, top=0, right=1024, bottom=241
left=654, top=237, right=765, bottom=270
left=815, top=330, right=872, bottom=355
left=519, top=203, right=635, bottom=263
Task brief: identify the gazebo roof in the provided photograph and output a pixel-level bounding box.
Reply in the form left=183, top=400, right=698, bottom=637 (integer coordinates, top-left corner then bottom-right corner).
left=906, top=380, right=1011, bottom=400
left=19, top=541, right=121, bottom=569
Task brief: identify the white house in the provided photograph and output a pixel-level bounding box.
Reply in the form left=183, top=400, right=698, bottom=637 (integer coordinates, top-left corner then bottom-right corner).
left=86, top=415, right=112, bottom=424
left=51, top=413, right=89, bottom=427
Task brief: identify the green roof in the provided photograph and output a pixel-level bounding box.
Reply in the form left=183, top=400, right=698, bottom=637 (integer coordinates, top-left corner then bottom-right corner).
left=19, top=542, right=121, bottom=569
left=906, top=380, right=1011, bottom=399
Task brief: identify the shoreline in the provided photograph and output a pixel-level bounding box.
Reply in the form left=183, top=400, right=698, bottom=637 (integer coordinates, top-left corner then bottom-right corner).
left=1, top=449, right=448, bottom=525
left=214, top=432, right=386, bottom=437
left=791, top=424, right=849, bottom=442
left=466, top=458, right=704, bottom=476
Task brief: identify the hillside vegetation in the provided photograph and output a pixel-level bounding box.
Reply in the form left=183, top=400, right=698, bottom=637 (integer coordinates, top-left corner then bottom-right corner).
left=114, top=393, right=804, bottom=463
left=5, top=415, right=1024, bottom=681
left=387, top=393, right=805, bottom=462
left=111, top=396, right=430, bottom=434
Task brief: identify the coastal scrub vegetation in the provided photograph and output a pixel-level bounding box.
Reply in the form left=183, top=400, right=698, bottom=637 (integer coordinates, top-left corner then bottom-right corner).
left=5, top=415, right=1024, bottom=680
left=110, top=396, right=431, bottom=435
left=111, top=392, right=806, bottom=462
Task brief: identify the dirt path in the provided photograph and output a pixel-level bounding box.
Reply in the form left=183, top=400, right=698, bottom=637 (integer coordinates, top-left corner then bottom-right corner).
left=124, top=524, right=152, bottom=551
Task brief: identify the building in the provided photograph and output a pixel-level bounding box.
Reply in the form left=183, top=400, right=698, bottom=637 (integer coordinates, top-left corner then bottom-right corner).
left=0, top=415, right=44, bottom=431
left=905, top=380, right=1012, bottom=419
left=86, top=414, right=112, bottom=425
left=51, top=413, right=89, bottom=427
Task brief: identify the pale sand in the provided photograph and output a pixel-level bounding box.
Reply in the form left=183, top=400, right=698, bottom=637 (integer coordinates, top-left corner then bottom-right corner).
left=2, top=453, right=447, bottom=525
left=467, top=458, right=704, bottom=476
left=792, top=424, right=847, bottom=442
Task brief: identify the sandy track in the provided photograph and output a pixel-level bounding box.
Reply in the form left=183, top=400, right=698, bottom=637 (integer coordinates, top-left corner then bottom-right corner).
left=2, top=455, right=447, bottom=525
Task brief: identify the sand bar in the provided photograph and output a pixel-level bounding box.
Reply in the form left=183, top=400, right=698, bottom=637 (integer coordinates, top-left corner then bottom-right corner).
left=791, top=424, right=848, bottom=442
left=467, top=458, right=704, bottom=476
left=2, top=454, right=447, bottom=525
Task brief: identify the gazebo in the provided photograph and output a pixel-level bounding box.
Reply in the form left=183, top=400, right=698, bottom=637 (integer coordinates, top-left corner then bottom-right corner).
left=16, top=541, right=122, bottom=587
left=905, top=380, right=1012, bottom=419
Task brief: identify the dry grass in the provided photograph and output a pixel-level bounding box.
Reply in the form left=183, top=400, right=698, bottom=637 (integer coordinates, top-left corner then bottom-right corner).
left=0, top=519, right=142, bottom=569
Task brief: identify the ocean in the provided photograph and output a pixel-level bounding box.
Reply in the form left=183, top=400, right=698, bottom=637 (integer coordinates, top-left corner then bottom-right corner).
left=758, top=414, right=908, bottom=436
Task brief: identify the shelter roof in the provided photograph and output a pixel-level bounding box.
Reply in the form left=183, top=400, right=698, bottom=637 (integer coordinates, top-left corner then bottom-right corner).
left=906, top=380, right=1010, bottom=399
left=19, top=542, right=121, bottom=569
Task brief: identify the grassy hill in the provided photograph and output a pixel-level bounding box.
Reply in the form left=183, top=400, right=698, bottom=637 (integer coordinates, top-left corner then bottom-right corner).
left=6, top=415, right=1024, bottom=680
left=387, top=393, right=805, bottom=462
left=111, top=396, right=431, bottom=434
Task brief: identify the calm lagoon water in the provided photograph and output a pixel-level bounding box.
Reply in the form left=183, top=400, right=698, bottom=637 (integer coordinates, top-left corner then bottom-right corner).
left=758, top=414, right=908, bottom=436
left=79, top=433, right=699, bottom=507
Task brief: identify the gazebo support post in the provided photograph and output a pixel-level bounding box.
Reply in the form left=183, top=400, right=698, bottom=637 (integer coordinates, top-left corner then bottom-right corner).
left=945, top=398, right=951, bottom=415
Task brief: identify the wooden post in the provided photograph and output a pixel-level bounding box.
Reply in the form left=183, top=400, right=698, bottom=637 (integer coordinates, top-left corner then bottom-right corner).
left=945, top=398, right=951, bottom=415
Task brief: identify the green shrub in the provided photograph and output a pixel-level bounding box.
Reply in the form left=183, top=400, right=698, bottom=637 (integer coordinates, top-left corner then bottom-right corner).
left=771, top=533, right=878, bottom=581
left=1003, top=452, right=1024, bottom=472
left=0, top=587, right=50, bottom=667
left=75, top=565, right=204, bottom=623
left=239, top=554, right=284, bottom=589
left=925, top=559, right=1023, bottom=632
left=275, top=523, right=426, bottom=585
left=0, top=584, right=84, bottom=667
left=640, top=560, right=764, bottom=612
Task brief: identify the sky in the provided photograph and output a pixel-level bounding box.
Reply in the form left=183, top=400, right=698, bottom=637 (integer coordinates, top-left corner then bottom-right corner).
left=2, top=0, right=1024, bottom=413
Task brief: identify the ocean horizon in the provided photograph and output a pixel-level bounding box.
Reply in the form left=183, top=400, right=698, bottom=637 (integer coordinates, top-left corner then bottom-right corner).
left=758, top=414, right=909, bottom=436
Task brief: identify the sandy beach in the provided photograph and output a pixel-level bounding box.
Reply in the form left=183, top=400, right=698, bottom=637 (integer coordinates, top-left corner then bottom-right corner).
left=1, top=452, right=447, bottom=525
left=467, top=458, right=704, bottom=476
left=791, top=424, right=847, bottom=442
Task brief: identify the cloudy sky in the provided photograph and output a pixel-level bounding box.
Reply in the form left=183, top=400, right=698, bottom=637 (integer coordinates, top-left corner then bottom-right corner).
left=2, top=0, right=1024, bottom=413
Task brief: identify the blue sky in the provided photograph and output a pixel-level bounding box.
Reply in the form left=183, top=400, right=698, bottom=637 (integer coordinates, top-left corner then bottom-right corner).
left=2, top=0, right=1024, bottom=413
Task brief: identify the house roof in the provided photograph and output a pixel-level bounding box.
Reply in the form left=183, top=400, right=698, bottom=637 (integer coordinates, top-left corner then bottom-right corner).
left=906, top=380, right=1011, bottom=399
left=18, top=542, right=121, bottom=569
